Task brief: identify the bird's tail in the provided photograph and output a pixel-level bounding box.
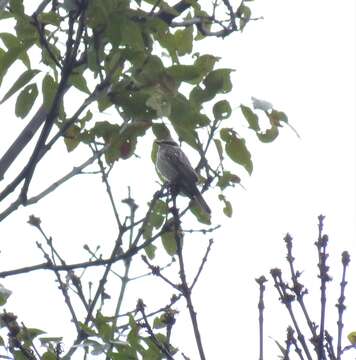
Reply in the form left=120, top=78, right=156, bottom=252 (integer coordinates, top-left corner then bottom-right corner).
left=193, top=191, right=211, bottom=215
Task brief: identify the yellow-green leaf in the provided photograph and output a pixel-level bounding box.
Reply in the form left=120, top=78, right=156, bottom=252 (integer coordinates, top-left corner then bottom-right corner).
left=42, top=74, right=57, bottom=110
left=1, top=69, right=40, bottom=103
left=69, top=72, right=90, bottom=94
left=161, top=231, right=177, bottom=256
left=241, top=104, right=260, bottom=131
left=347, top=332, right=356, bottom=345
left=64, top=125, right=80, bottom=152
left=15, top=83, right=38, bottom=118
left=219, top=194, right=232, bottom=217
left=220, top=128, right=253, bottom=174
left=213, top=100, right=232, bottom=120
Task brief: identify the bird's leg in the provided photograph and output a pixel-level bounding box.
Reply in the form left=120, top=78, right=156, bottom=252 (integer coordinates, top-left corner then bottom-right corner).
left=168, top=183, right=180, bottom=215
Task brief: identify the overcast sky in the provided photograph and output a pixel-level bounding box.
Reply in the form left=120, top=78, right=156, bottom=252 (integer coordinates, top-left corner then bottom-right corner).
left=0, top=0, right=355, bottom=359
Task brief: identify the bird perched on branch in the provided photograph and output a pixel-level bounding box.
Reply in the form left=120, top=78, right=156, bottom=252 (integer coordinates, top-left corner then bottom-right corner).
left=155, top=138, right=211, bottom=215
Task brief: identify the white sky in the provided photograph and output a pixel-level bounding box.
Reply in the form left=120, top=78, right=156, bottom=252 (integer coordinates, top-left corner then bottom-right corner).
left=0, top=0, right=355, bottom=359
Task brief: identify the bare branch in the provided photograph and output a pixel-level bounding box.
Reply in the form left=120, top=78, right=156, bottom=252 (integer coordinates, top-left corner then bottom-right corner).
left=0, top=145, right=109, bottom=221
left=190, top=239, right=213, bottom=290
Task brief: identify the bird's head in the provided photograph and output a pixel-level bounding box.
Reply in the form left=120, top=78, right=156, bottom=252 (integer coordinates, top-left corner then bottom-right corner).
left=155, top=138, right=178, bottom=147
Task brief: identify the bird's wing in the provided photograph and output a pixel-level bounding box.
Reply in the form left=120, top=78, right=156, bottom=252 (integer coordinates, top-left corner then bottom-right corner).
left=166, top=147, right=198, bottom=183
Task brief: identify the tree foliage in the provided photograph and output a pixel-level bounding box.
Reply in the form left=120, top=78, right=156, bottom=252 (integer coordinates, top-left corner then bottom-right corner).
left=0, top=0, right=293, bottom=359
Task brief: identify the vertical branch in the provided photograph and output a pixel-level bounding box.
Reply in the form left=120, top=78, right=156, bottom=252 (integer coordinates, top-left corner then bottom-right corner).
left=93, top=144, right=122, bottom=230
left=19, top=4, right=88, bottom=202
left=171, top=194, right=206, bottom=360
left=285, top=233, right=318, bottom=339
left=109, top=189, right=137, bottom=342
left=270, top=268, right=312, bottom=360
left=256, top=276, right=267, bottom=360
left=315, top=215, right=330, bottom=359
left=36, top=240, right=81, bottom=335
left=137, top=299, right=175, bottom=359
left=336, top=251, right=350, bottom=360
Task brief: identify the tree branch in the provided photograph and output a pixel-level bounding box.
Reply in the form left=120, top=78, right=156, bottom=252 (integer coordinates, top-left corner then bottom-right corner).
left=0, top=144, right=109, bottom=221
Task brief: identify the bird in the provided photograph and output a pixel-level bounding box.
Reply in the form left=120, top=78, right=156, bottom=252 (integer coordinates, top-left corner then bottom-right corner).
left=155, top=138, right=211, bottom=215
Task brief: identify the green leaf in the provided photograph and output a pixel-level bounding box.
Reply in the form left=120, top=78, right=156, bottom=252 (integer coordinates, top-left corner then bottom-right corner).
left=347, top=331, right=356, bottom=345
left=1, top=69, right=40, bottom=103
left=267, top=109, right=288, bottom=125
left=42, top=74, right=57, bottom=110
left=190, top=203, right=211, bottom=225
left=15, top=83, right=38, bottom=118
left=0, top=38, right=33, bottom=81
left=217, top=171, right=241, bottom=190
left=214, top=138, right=223, bottom=161
left=69, top=72, right=90, bottom=94
left=42, top=351, right=57, bottom=360
left=153, top=314, right=167, bottom=329
left=166, top=64, right=201, bottom=83
left=121, top=18, right=144, bottom=50
left=0, top=32, right=20, bottom=48
left=39, top=337, right=64, bottom=346
left=13, top=351, right=27, bottom=360
left=190, top=68, right=234, bottom=106
left=77, top=322, right=97, bottom=337
left=204, top=68, right=233, bottom=94
left=109, top=346, right=138, bottom=360
left=134, top=55, right=164, bottom=86
left=64, top=125, right=81, bottom=152
left=257, top=126, right=279, bottom=143
left=0, top=33, right=31, bottom=68
left=0, top=11, right=14, bottom=20
left=143, top=200, right=167, bottom=239
left=161, top=230, right=177, bottom=256
left=218, top=194, right=232, bottom=217
left=10, top=0, right=24, bottom=15
left=128, top=316, right=144, bottom=353
left=167, top=55, right=219, bottom=85
left=20, top=328, right=46, bottom=343
left=174, top=26, right=193, bottom=56
left=0, top=284, right=11, bottom=305
left=213, top=100, right=232, bottom=120
left=15, top=16, right=37, bottom=43
left=146, top=92, right=171, bottom=118
left=220, top=128, right=253, bottom=174
left=38, top=12, right=61, bottom=26
left=79, top=110, right=93, bottom=129
left=169, top=94, right=203, bottom=147
left=194, top=54, right=219, bottom=75
left=144, top=244, right=156, bottom=260
left=241, top=105, right=260, bottom=131
left=238, top=4, right=251, bottom=31
left=95, top=312, right=112, bottom=342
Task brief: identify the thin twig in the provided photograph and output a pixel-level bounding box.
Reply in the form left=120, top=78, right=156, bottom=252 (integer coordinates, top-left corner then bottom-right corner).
left=172, top=194, right=206, bottom=360
left=93, top=143, right=122, bottom=230
left=36, top=241, right=81, bottom=335
left=0, top=145, right=109, bottom=221
left=270, top=268, right=312, bottom=360
left=336, top=251, right=350, bottom=359
left=142, top=255, right=179, bottom=290
left=190, top=239, right=214, bottom=290
left=137, top=299, right=175, bottom=359
left=285, top=233, right=317, bottom=339
left=256, top=276, right=267, bottom=360
left=315, top=215, right=330, bottom=359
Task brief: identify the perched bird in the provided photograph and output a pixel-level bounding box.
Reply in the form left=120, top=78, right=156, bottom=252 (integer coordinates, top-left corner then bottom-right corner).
left=155, top=138, right=211, bottom=214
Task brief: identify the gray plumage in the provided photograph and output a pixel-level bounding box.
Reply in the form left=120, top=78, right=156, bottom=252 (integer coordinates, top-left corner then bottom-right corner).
left=155, top=139, right=211, bottom=214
